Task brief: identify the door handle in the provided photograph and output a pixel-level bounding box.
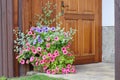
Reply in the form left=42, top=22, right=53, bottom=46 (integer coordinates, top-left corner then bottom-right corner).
left=61, top=1, right=69, bottom=15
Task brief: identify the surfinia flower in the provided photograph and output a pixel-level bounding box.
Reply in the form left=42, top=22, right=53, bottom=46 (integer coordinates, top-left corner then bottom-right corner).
left=62, top=68, right=66, bottom=74
left=50, top=57, right=55, bottom=62
left=52, top=54, right=57, bottom=58
left=63, top=50, right=68, bottom=55
left=42, top=55, right=46, bottom=60
left=27, top=31, right=33, bottom=35
left=26, top=42, right=30, bottom=46
left=66, top=68, right=70, bottom=73
left=56, top=67, right=59, bottom=73
left=54, top=36, right=59, bottom=41
left=47, top=53, right=52, bottom=57
left=51, top=27, right=55, bottom=31
left=46, top=43, right=50, bottom=48
left=46, top=69, right=51, bottom=74
left=70, top=67, right=76, bottom=73
left=32, top=49, right=37, bottom=54
left=16, top=56, right=19, bottom=59
left=62, top=47, right=66, bottom=51
left=37, top=47, right=42, bottom=51
left=54, top=50, right=60, bottom=57
left=26, top=60, right=29, bottom=64
left=30, top=26, right=36, bottom=31
left=26, top=47, right=30, bottom=51
left=30, top=56, right=34, bottom=62
left=47, top=37, right=50, bottom=41
left=51, top=69, right=56, bottom=74
left=43, top=66, right=48, bottom=71
left=35, top=61, right=39, bottom=66
left=67, top=64, right=72, bottom=68
left=40, top=60, right=45, bottom=64
left=20, top=59, right=25, bottom=64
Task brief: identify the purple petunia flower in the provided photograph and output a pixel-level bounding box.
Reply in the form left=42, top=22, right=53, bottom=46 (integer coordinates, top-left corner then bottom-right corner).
left=51, top=27, right=55, bottom=31
left=42, top=26, right=49, bottom=32
left=38, top=38, right=43, bottom=43
left=33, top=40, right=37, bottom=45
left=30, top=27, right=36, bottom=31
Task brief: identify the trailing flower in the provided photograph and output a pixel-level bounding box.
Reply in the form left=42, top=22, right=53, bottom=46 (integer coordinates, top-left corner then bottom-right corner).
left=14, top=1, right=76, bottom=74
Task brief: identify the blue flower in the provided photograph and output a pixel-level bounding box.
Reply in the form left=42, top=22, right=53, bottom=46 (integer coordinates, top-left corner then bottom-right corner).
left=35, top=28, right=43, bottom=33
left=42, top=26, right=49, bottom=32
left=33, top=40, right=37, bottom=45
left=51, top=27, right=55, bottom=31
left=30, top=27, right=36, bottom=31
left=38, top=38, right=43, bottom=43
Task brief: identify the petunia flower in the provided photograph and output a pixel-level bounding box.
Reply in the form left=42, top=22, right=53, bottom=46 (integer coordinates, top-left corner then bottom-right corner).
left=54, top=36, right=59, bottom=41
left=46, top=69, right=51, bottom=74
left=27, top=31, right=33, bottom=35
left=32, top=49, right=37, bottom=54
left=63, top=50, right=68, bottom=55
left=30, top=56, right=34, bottom=62
left=37, top=47, right=42, bottom=51
left=20, top=59, right=25, bottom=64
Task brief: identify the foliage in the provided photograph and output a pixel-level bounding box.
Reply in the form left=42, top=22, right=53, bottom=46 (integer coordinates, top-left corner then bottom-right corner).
left=8, top=75, right=67, bottom=80
left=14, top=1, right=76, bottom=74
left=0, top=76, right=7, bottom=80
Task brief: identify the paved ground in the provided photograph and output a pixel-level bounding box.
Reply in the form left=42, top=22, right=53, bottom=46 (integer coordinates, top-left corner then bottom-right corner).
left=27, top=62, right=115, bottom=80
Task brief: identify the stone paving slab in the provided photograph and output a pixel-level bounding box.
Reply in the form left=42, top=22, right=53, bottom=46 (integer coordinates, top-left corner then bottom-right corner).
left=27, top=63, right=115, bottom=80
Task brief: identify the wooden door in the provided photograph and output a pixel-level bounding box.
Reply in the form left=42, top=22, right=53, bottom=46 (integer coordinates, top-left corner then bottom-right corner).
left=56, top=0, right=102, bottom=64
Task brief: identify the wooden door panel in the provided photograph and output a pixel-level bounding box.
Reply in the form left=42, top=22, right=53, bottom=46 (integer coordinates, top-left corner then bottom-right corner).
left=57, top=0, right=102, bottom=64
left=65, top=20, right=78, bottom=55
left=79, top=0, right=96, bottom=13
left=63, top=0, right=78, bottom=13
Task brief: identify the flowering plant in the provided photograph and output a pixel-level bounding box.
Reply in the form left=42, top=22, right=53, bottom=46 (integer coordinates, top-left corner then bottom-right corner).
left=14, top=2, right=76, bottom=74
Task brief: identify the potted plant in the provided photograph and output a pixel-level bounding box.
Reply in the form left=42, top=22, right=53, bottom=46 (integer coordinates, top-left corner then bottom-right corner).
left=14, top=1, right=76, bottom=74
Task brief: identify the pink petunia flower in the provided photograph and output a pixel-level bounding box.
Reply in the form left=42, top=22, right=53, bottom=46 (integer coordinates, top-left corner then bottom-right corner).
left=35, top=61, right=39, bottom=66
left=37, top=47, right=42, bottom=51
left=32, top=49, right=37, bottom=54
left=42, top=55, right=46, bottom=60
left=26, top=60, right=29, bottom=64
left=26, top=42, right=30, bottom=47
left=51, top=69, right=56, bottom=74
left=62, top=68, right=66, bottom=74
left=62, top=47, right=66, bottom=51
left=66, top=68, right=70, bottom=73
left=16, top=56, right=19, bottom=59
left=27, top=47, right=30, bottom=51
left=43, top=66, right=48, bottom=71
left=46, top=69, right=51, bottom=74
left=27, top=31, right=32, bottom=35
left=20, top=59, right=25, bottom=64
left=56, top=67, right=59, bottom=73
left=67, top=64, right=72, bottom=68
left=30, top=56, right=34, bottom=62
left=50, top=57, right=55, bottom=62
left=63, top=50, right=68, bottom=55
left=46, top=43, right=50, bottom=48
left=40, top=60, right=44, bottom=64
left=54, top=52, right=59, bottom=57
left=52, top=54, right=56, bottom=58
left=47, top=37, right=50, bottom=41
left=47, top=53, right=52, bottom=57
left=54, top=36, right=59, bottom=41
left=70, top=67, right=76, bottom=73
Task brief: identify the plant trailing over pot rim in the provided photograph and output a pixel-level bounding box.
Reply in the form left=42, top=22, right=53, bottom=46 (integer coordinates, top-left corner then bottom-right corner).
left=13, top=1, right=76, bottom=74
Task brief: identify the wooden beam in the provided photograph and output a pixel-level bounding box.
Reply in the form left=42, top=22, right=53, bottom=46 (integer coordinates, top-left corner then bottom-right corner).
left=1, top=0, right=8, bottom=77
left=0, top=0, right=3, bottom=76
left=7, top=0, right=14, bottom=77
left=115, top=0, right=120, bottom=80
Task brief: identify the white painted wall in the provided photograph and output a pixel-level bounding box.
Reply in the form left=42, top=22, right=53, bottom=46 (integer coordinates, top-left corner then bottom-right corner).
left=102, top=0, right=114, bottom=26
